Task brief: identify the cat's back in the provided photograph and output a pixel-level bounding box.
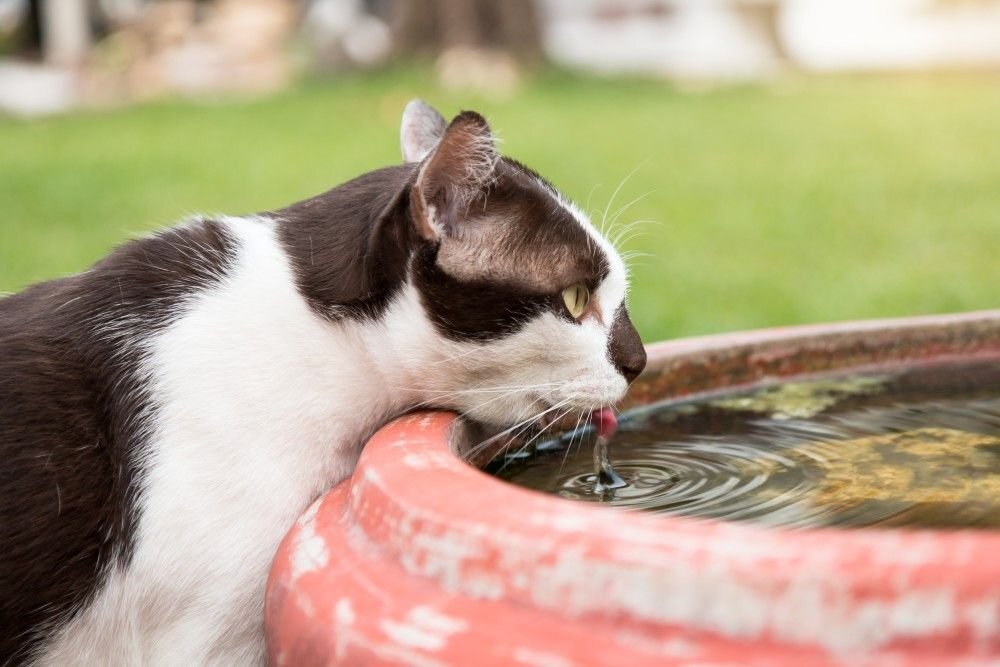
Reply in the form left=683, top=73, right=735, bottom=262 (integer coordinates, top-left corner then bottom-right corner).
left=0, top=218, right=239, bottom=664
left=0, top=274, right=117, bottom=662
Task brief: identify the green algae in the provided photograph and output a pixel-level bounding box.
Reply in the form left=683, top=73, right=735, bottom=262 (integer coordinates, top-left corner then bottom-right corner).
left=710, top=376, right=886, bottom=420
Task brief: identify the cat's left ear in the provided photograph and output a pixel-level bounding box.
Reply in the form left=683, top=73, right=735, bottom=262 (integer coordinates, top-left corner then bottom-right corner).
left=409, top=110, right=498, bottom=241
left=401, top=99, right=447, bottom=163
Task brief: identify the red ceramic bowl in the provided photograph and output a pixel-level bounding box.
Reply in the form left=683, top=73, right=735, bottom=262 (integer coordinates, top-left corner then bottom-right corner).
left=266, top=311, right=1000, bottom=666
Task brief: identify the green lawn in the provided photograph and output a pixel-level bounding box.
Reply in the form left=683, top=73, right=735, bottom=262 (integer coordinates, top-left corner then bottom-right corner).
left=1, top=69, right=997, bottom=342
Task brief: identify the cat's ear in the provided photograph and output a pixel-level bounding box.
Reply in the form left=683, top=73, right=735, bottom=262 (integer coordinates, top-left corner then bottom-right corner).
left=400, top=99, right=447, bottom=163
left=409, top=110, right=498, bottom=241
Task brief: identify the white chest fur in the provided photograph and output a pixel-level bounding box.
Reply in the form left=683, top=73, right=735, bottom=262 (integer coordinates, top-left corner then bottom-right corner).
left=37, top=218, right=417, bottom=666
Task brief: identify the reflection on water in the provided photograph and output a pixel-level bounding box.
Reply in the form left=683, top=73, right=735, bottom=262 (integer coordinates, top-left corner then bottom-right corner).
left=493, top=361, right=1000, bottom=529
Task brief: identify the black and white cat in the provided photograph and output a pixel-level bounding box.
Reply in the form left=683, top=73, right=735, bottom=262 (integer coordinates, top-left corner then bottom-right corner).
left=0, top=101, right=645, bottom=665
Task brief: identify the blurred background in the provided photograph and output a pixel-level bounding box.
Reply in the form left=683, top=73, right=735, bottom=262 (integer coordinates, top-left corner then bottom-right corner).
left=0, top=0, right=998, bottom=342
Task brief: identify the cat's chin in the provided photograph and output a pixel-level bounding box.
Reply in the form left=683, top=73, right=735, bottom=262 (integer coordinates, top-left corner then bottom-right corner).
left=530, top=403, right=585, bottom=431
left=456, top=392, right=621, bottom=442
left=534, top=407, right=596, bottom=433
left=535, top=411, right=560, bottom=429
left=462, top=403, right=577, bottom=433
left=533, top=399, right=618, bottom=432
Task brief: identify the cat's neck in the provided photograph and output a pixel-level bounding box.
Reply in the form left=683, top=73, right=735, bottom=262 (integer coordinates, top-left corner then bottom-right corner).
left=197, top=216, right=441, bottom=471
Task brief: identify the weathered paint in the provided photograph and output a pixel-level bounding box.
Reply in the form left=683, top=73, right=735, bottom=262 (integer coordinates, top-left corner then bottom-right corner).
left=266, top=311, right=1000, bottom=666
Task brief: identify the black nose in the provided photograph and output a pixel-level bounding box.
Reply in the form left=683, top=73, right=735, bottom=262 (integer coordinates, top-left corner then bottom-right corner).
left=608, top=307, right=646, bottom=384
left=617, top=348, right=646, bottom=384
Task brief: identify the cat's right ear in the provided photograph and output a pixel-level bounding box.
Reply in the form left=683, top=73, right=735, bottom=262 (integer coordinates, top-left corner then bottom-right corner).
left=401, top=99, right=447, bottom=163
left=409, top=111, right=498, bottom=242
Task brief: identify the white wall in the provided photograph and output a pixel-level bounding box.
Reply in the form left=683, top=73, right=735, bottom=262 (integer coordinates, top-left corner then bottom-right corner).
left=540, top=0, right=1000, bottom=77
left=782, top=0, right=1000, bottom=70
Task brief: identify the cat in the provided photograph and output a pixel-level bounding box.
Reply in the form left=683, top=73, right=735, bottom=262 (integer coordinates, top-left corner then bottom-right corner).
left=0, top=100, right=646, bottom=665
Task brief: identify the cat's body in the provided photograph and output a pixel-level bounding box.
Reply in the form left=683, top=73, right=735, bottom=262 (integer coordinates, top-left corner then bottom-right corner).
left=0, top=103, right=645, bottom=665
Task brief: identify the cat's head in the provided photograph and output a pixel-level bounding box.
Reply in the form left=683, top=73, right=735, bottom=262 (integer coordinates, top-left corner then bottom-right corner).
left=393, top=101, right=646, bottom=429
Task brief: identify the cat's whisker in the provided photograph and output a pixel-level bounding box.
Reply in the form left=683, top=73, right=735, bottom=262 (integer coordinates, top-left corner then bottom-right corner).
left=391, top=379, right=565, bottom=397
left=405, top=387, right=545, bottom=404
left=424, top=390, right=556, bottom=427
left=409, top=391, right=534, bottom=417
left=424, top=345, right=489, bottom=367
left=454, top=398, right=566, bottom=448
left=462, top=399, right=574, bottom=461
left=610, top=220, right=658, bottom=250
left=619, top=218, right=663, bottom=232
left=599, top=160, right=648, bottom=234
left=424, top=381, right=566, bottom=394
left=479, top=398, right=572, bottom=445
left=491, top=402, right=576, bottom=467
left=613, top=232, right=655, bottom=252
left=466, top=401, right=536, bottom=459
left=556, top=409, right=588, bottom=476
left=497, top=406, right=576, bottom=472
left=610, top=218, right=658, bottom=240
left=585, top=183, right=603, bottom=231
left=399, top=382, right=569, bottom=412
left=606, top=193, right=654, bottom=237
left=487, top=417, right=548, bottom=467
left=620, top=257, right=652, bottom=273
left=611, top=218, right=659, bottom=239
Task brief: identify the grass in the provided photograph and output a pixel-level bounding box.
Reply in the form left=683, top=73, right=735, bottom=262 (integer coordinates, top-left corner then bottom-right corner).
left=1, top=69, right=998, bottom=342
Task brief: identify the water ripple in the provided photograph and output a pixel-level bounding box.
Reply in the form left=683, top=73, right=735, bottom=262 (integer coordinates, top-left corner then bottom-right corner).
left=496, top=363, right=1000, bottom=530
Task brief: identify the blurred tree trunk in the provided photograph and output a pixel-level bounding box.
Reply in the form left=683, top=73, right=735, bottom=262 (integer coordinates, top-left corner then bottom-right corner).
left=735, top=1, right=790, bottom=63
left=390, top=0, right=542, bottom=63
left=12, top=0, right=45, bottom=59
left=41, top=0, right=92, bottom=66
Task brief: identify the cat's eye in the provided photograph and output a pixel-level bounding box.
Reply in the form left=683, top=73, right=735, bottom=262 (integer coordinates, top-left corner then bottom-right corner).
left=562, top=283, right=590, bottom=319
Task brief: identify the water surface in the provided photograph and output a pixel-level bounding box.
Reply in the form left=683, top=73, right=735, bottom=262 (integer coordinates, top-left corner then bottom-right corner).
left=493, top=361, right=1000, bottom=529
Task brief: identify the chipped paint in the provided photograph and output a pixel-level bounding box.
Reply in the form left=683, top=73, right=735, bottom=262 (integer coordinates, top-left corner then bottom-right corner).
left=288, top=512, right=329, bottom=582
left=380, top=606, right=468, bottom=651
left=403, top=452, right=448, bottom=470
left=296, top=496, right=323, bottom=527
left=335, top=598, right=356, bottom=626
left=409, top=606, right=468, bottom=635
left=513, top=647, right=576, bottom=667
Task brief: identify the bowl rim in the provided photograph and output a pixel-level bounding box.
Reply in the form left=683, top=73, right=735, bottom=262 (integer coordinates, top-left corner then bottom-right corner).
left=348, top=310, right=1000, bottom=651
left=267, top=310, right=1000, bottom=661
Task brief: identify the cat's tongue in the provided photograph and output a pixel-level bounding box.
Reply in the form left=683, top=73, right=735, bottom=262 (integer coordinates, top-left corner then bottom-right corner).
left=589, top=408, right=618, bottom=439
left=590, top=408, right=626, bottom=493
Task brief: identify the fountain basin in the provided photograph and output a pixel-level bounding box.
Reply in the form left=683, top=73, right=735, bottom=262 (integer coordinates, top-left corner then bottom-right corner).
left=266, top=311, right=1000, bottom=666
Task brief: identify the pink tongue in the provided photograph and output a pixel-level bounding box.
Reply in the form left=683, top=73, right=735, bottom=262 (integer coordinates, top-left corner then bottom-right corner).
left=589, top=408, right=618, bottom=439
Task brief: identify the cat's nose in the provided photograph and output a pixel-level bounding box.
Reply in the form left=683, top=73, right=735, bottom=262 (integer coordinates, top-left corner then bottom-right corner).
left=608, top=307, right=646, bottom=384
left=616, top=348, right=646, bottom=384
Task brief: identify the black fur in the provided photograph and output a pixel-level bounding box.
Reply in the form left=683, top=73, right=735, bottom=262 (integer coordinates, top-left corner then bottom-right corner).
left=276, top=156, right=615, bottom=345
left=0, top=220, right=236, bottom=663
left=275, top=164, right=420, bottom=322
left=412, top=248, right=555, bottom=342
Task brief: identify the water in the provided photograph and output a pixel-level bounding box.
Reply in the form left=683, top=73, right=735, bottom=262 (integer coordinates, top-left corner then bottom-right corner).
left=493, top=360, right=1000, bottom=529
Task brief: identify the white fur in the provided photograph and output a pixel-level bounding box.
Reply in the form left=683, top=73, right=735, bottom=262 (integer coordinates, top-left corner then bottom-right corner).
left=36, top=218, right=441, bottom=665
left=400, top=99, right=446, bottom=163
left=36, top=194, right=631, bottom=664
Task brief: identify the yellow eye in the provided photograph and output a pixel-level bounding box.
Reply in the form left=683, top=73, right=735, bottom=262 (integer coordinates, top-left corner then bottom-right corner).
left=562, top=283, right=590, bottom=319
